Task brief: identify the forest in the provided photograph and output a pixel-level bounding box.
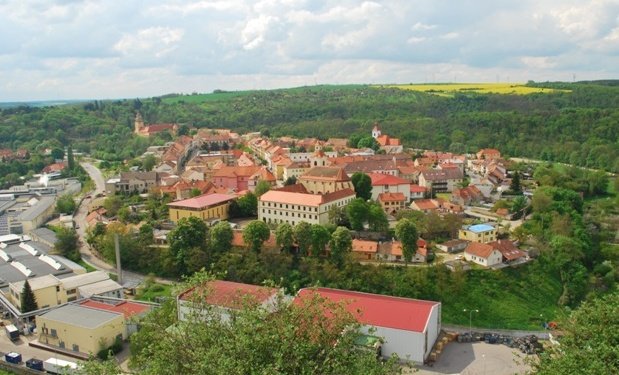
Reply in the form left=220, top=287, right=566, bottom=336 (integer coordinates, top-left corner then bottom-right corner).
left=1, top=81, right=618, bottom=172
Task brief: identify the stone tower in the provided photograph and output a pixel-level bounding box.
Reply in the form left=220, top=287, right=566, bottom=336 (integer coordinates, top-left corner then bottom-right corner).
left=134, top=112, right=145, bottom=135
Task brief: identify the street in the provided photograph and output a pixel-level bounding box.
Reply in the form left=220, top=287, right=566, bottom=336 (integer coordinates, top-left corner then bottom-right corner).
left=76, top=161, right=171, bottom=287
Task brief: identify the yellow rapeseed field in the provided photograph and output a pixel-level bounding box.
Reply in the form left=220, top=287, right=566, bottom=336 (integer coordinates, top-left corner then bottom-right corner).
left=385, top=83, right=568, bottom=95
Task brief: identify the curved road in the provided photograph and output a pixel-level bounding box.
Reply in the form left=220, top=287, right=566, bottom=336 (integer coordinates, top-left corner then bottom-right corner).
left=76, top=161, right=172, bottom=286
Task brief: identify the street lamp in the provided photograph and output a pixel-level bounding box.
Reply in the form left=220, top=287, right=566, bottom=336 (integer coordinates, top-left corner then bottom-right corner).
left=463, top=308, right=479, bottom=335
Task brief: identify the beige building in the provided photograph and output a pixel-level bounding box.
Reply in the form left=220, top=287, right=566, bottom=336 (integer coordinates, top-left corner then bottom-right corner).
left=9, top=196, right=56, bottom=234
left=36, top=304, right=125, bottom=356
left=458, top=224, right=497, bottom=243
left=259, top=186, right=355, bottom=226
left=298, top=167, right=353, bottom=194
left=8, top=271, right=122, bottom=310
left=105, top=172, right=161, bottom=195
left=167, top=193, right=236, bottom=224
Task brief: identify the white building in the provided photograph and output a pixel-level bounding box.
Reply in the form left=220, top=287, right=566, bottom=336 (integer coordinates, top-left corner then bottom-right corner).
left=258, top=186, right=355, bottom=226
left=368, top=173, right=411, bottom=201
left=296, top=288, right=441, bottom=364
left=464, top=242, right=503, bottom=267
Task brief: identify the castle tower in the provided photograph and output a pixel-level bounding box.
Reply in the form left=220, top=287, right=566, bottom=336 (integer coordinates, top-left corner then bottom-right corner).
left=134, top=112, right=145, bottom=135
left=372, top=123, right=381, bottom=139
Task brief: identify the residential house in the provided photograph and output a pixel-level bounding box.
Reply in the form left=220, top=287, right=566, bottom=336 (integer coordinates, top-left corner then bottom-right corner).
left=410, top=185, right=427, bottom=200
left=464, top=242, right=503, bottom=267
left=295, top=288, right=441, bottom=364
left=42, top=163, right=66, bottom=174
left=213, top=166, right=261, bottom=192
left=435, top=239, right=469, bottom=253
left=378, top=239, right=428, bottom=263
left=378, top=193, right=407, bottom=215
left=230, top=230, right=278, bottom=252
left=258, top=185, right=355, bottom=226
left=248, top=167, right=277, bottom=192
left=167, top=193, right=237, bottom=224
left=451, top=185, right=483, bottom=206
left=283, top=161, right=311, bottom=182
left=351, top=239, right=379, bottom=261
left=410, top=199, right=439, bottom=213
left=459, top=224, right=497, bottom=243
left=489, top=240, right=526, bottom=264
left=418, top=168, right=463, bottom=193
left=368, top=173, right=411, bottom=201
left=105, top=172, right=160, bottom=195
left=476, top=148, right=501, bottom=160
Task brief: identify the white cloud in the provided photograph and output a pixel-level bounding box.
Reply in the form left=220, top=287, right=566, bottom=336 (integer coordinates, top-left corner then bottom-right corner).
left=1, top=0, right=618, bottom=101
left=115, top=27, right=185, bottom=58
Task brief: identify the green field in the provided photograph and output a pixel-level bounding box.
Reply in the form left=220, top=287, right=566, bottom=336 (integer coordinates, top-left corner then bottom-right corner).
left=386, top=82, right=569, bottom=96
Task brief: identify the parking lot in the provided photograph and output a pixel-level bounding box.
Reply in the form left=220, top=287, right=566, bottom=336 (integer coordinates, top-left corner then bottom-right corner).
left=408, top=341, right=532, bottom=375
left=0, top=327, right=77, bottom=366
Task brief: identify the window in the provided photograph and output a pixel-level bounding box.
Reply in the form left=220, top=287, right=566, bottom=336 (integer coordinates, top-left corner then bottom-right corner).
left=72, top=344, right=79, bottom=352
left=51, top=329, right=57, bottom=337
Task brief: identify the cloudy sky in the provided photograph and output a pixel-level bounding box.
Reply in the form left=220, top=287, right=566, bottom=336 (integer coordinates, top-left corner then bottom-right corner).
left=1, top=0, right=618, bottom=101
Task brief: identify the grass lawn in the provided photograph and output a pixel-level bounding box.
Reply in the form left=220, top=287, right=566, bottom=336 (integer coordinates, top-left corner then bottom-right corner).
left=78, top=259, right=98, bottom=272
left=135, top=282, right=173, bottom=302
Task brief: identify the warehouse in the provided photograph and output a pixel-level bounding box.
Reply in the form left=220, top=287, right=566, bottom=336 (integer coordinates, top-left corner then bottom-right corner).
left=295, top=287, right=441, bottom=363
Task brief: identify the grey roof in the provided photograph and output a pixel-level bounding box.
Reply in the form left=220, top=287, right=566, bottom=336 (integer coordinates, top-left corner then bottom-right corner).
left=16, top=196, right=56, bottom=221
left=40, top=304, right=121, bottom=329
left=0, top=239, right=76, bottom=292
left=29, top=228, right=58, bottom=246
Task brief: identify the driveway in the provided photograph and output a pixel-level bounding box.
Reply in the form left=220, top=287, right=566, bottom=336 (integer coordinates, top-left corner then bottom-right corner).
left=407, top=341, right=531, bottom=375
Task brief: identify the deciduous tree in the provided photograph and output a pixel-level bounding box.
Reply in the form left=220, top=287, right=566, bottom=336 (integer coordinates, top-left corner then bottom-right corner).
left=243, top=220, right=270, bottom=253
left=293, top=221, right=312, bottom=256
left=395, top=219, right=418, bottom=263
left=210, top=221, right=233, bottom=254
left=275, top=223, right=294, bottom=252
left=329, top=226, right=352, bottom=266
left=351, top=172, right=372, bottom=200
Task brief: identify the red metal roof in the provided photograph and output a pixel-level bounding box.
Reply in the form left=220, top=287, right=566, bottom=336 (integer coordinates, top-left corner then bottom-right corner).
left=179, top=280, right=278, bottom=309
left=80, top=300, right=151, bottom=318
left=168, top=193, right=236, bottom=209
left=296, top=288, right=439, bottom=332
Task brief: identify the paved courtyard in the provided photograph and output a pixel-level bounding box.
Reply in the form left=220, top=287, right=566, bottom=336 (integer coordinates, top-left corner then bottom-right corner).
left=407, top=341, right=531, bottom=375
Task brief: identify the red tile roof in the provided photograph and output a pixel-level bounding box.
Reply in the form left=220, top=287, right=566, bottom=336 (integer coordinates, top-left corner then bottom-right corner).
left=214, top=166, right=261, bottom=178
left=352, top=239, right=379, bottom=253
left=168, top=193, right=236, bottom=209
left=411, top=199, right=439, bottom=211
left=465, top=242, right=496, bottom=258
left=179, top=280, right=278, bottom=309
left=489, top=240, right=525, bottom=261
left=410, top=184, right=427, bottom=193
left=80, top=300, right=151, bottom=318
left=378, top=192, right=406, bottom=202
left=259, top=188, right=355, bottom=207
left=368, top=173, right=410, bottom=186
left=295, top=288, right=439, bottom=332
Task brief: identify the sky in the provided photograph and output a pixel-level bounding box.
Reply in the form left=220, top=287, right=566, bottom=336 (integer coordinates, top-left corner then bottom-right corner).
left=1, top=0, right=618, bottom=101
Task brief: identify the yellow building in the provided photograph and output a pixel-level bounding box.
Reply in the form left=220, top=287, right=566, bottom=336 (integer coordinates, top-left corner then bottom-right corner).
left=36, top=304, right=125, bottom=356
left=458, top=223, right=497, bottom=243
left=167, top=193, right=236, bottom=224
left=8, top=271, right=122, bottom=310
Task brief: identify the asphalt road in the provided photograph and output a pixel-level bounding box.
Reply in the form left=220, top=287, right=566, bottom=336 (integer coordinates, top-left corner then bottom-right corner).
left=76, top=161, right=173, bottom=287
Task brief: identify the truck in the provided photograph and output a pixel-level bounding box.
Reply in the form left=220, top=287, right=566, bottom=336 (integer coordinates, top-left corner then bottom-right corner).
left=5, top=324, right=19, bottom=341
left=43, top=358, right=79, bottom=374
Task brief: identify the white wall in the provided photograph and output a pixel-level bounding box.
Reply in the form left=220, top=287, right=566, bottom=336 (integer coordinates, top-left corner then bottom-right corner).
left=362, top=325, right=425, bottom=363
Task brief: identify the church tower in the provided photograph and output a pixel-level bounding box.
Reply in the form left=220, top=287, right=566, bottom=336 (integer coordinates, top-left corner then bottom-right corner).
left=372, top=123, right=381, bottom=139
left=134, top=112, right=145, bottom=135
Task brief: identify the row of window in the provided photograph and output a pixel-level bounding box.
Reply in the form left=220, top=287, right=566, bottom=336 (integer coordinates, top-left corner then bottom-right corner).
left=262, top=202, right=318, bottom=211
left=261, top=209, right=318, bottom=220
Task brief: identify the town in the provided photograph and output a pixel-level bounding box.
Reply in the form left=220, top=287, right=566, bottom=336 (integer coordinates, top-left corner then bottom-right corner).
left=0, top=113, right=550, bottom=374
